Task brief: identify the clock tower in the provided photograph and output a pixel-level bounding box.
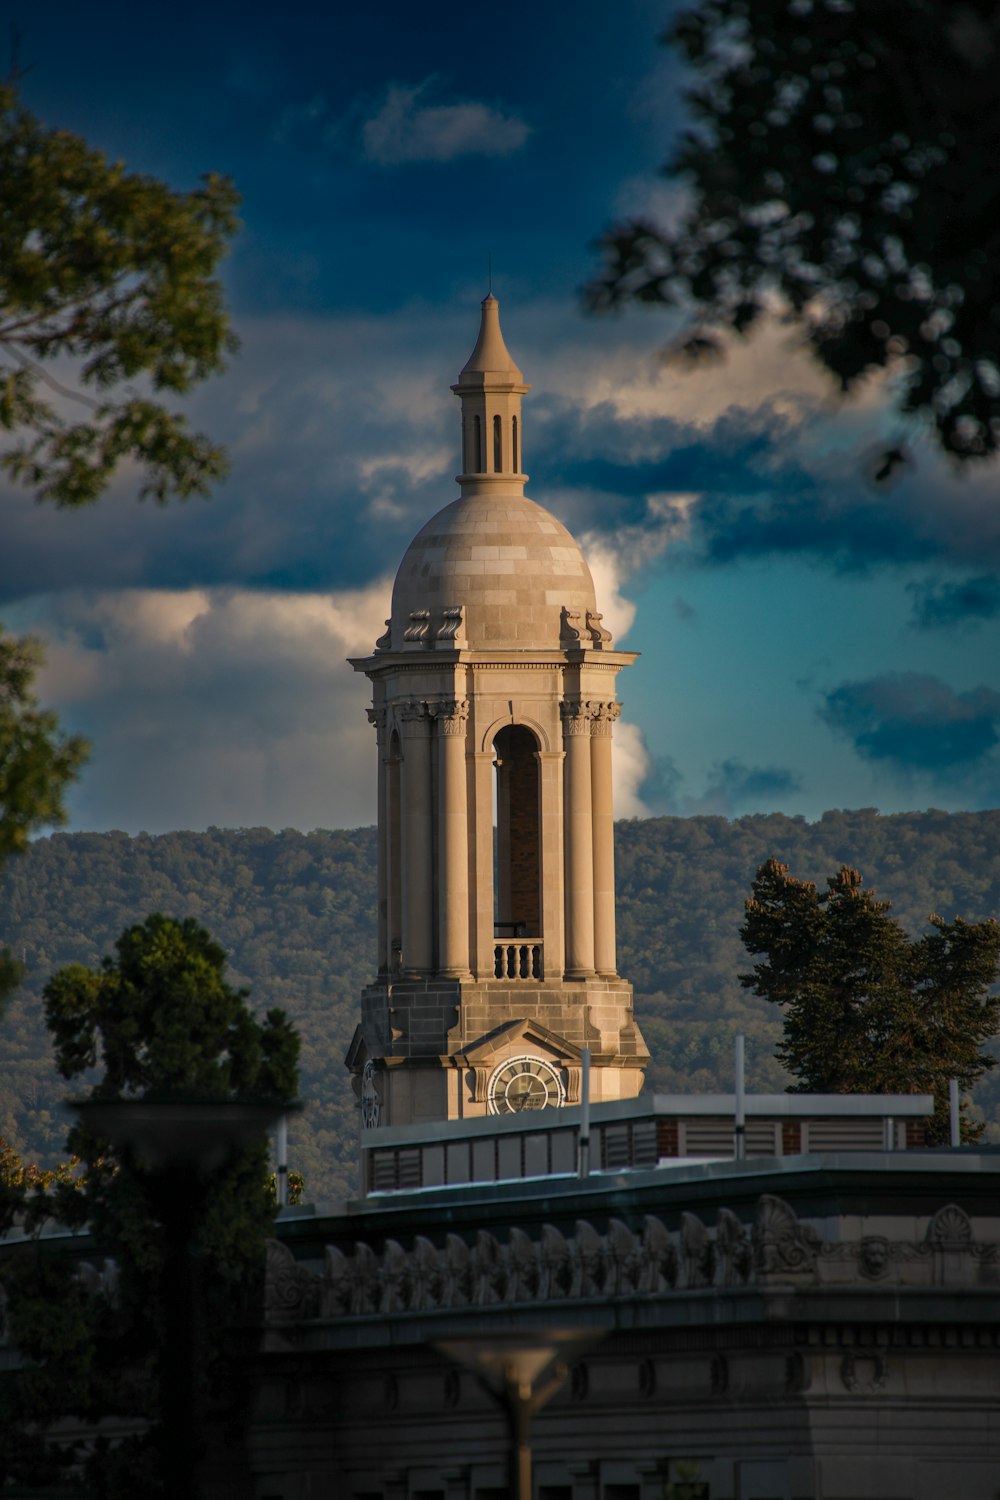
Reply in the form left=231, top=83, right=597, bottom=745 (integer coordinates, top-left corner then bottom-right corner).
left=347, top=294, right=648, bottom=1127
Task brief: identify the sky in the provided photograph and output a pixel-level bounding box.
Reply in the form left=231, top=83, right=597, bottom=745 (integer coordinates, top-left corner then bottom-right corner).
left=4, top=0, right=1000, bottom=835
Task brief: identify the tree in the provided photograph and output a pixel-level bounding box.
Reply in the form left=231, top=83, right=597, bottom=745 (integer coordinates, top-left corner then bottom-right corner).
left=0, top=77, right=239, bottom=507
left=0, top=631, right=88, bottom=1009
left=0, top=73, right=239, bottom=1004
left=587, top=0, right=1000, bottom=465
left=740, top=859, right=1000, bottom=1139
left=0, top=914, right=300, bottom=1493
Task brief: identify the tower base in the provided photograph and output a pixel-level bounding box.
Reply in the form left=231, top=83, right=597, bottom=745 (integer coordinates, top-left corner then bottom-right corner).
left=349, top=976, right=649, bottom=1128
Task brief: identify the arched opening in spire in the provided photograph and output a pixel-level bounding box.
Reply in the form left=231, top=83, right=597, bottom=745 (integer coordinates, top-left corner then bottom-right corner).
left=512, top=414, right=519, bottom=473
left=493, top=725, right=540, bottom=942
left=493, top=414, right=502, bottom=473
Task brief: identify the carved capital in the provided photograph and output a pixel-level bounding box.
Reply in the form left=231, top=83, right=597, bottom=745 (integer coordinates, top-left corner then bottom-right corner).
left=433, top=697, right=469, bottom=735
left=561, top=699, right=595, bottom=736
left=366, top=706, right=387, bottom=740
left=397, top=698, right=431, bottom=725
left=590, top=701, right=621, bottom=737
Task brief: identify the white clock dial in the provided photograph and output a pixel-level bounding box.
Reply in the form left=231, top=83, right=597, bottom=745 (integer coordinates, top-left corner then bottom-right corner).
left=487, top=1054, right=566, bottom=1115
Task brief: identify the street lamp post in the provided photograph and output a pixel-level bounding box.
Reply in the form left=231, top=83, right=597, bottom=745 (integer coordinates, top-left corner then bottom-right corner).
left=71, top=1095, right=298, bottom=1500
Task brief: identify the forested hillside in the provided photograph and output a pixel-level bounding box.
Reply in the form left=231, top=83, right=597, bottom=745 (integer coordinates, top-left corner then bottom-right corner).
left=2, top=809, right=999, bottom=1207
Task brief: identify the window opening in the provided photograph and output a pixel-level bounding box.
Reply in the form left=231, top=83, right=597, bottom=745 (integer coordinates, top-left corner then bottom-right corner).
left=473, top=414, right=482, bottom=472
left=512, top=414, right=519, bottom=472
left=493, top=725, right=540, bottom=939
left=493, top=413, right=502, bottom=472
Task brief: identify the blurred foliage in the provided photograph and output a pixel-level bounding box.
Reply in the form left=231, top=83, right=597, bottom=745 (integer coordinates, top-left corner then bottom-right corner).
left=1, top=915, right=300, bottom=1491
left=588, top=0, right=1000, bottom=464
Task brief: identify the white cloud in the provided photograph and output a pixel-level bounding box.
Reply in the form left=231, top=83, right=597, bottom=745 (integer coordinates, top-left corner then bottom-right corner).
left=612, top=719, right=653, bottom=820
left=30, top=583, right=392, bottom=834
left=581, top=493, right=699, bottom=644
left=361, top=79, right=530, bottom=165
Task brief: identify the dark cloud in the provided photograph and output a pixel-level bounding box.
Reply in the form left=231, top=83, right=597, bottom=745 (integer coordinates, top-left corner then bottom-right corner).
left=674, top=595, right=696, bottom=622
left=821, top=673, right=1000, bottom=771
left=908, top=575, right=1000, bottom=631
left=693, top=758, right=804, bottom=816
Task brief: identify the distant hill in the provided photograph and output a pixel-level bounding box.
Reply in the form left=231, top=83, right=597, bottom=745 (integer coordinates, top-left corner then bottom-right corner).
left=2, top=809, right=999, bottom=1207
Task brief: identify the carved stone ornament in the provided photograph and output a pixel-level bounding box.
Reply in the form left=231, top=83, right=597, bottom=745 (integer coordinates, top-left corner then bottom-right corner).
left=590, top=701, right=622, bottom=738
left=374, top=618, right=392, bottom=652
left=753, top=1194, right=820, bottom=1276
left=927, top=1203, right=973, bottom=1247
left=261, top=1193, right=1000, bottom=1328
left=586, top=610, right=613, bottom=648
left=366, top=706, right=386, bottom=739
left=858, top=1235, right=891, bottom=1280
left=560, top=699, right=595, bottom=735
left=403, top=609, right=431, bottom=647
left=432, top=698, right=469, bottom=735
left=560, top=606, right=584, bottom=647
left=840, top=1350, right=888, bottom=1395
left=397, top=698, right=430, bottom=724
left=436, top=605, right=466, bottom=647
left=361, top=1059, right=381, bottom=1130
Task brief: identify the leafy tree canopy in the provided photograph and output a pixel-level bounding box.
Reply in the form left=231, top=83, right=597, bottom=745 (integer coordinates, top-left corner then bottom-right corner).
left=0, top=631, right=88, bottom=1009
left=0, top=78, right=239, bottom=506
left=588, top=0, right=1000, bottom=465
left=740, top=858, right=1000, bottom=1138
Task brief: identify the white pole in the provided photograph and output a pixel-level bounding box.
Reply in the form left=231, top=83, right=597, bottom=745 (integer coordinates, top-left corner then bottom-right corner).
left=949, top=1078, right=961, bottom=1148
left=734, top=1034, right=746, bottom=1161
left=276, top=1114, right=288, bottom=1207
left=578, top=1048, right=591, bottom=1179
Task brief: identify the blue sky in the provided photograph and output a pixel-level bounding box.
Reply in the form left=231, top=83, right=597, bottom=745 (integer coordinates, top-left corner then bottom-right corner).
left=4, top=0, right=1000, bottom=833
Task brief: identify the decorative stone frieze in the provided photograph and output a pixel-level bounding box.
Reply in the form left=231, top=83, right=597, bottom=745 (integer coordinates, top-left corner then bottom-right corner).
left=263, top=1194, right=1000, bottom=1327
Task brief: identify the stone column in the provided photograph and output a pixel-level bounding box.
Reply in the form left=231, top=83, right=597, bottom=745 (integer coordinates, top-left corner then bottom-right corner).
left=367, top=707, right=390, bottom=976
left=436, top=698, right=470, bottom=977
left=472, top=749, right=498, bottom=979
left=562, top=700, right=595, bottom=978
left=591, top=701, right=621, bottom=977
left=399, top=700, right=433, bottom=975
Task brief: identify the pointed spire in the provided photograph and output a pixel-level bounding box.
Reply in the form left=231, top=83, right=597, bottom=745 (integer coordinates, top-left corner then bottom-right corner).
left=455, top=295, right=526, bottom=389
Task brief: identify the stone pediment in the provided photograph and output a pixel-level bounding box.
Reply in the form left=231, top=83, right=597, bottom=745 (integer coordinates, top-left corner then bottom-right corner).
left=456, top=1018, right=585, bottom=1106
left=458, top=1016, right=584, bottom=1068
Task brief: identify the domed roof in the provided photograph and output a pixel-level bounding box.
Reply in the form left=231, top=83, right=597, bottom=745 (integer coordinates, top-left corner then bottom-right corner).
left=390, top=491, right=597, bottom=651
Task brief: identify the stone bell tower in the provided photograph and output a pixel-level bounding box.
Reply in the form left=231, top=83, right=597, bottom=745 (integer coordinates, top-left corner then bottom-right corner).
left=346, top=294, right=648, bottom=1128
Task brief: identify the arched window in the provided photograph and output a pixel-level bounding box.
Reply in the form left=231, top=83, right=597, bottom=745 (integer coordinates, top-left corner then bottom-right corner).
left=512, top=415, right=519, bottom=473
left=493, top=413, right=502, bottom=472
left=473, top=415, right=482, bottom=472
left=493, top=725, right=540, bottom=939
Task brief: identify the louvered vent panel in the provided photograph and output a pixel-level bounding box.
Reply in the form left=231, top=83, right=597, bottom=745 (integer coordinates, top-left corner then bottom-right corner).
left=682, top=1120, right=734, bottom=1157
left=805, top=1119, right=884, bottom=1151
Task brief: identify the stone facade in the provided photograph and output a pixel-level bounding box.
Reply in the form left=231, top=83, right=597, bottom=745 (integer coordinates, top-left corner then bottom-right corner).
left=249, top=1155, right=1000, bottom=1500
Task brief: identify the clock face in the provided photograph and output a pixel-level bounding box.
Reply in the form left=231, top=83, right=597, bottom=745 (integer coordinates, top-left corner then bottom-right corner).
left=361, top=1059, right=381, bottom=1129
left=487, top=1054, right=566, bottom=1115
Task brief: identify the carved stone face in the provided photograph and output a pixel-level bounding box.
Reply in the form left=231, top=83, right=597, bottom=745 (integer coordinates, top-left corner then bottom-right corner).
left=859, top=1235, right=890, bottom=1279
